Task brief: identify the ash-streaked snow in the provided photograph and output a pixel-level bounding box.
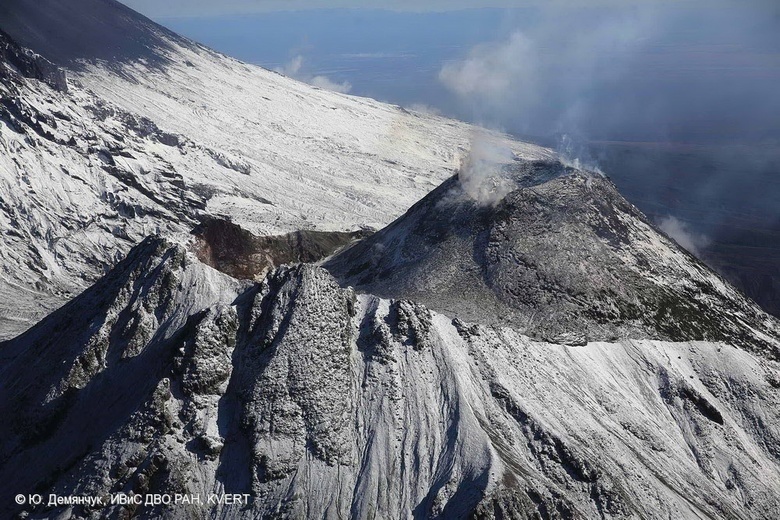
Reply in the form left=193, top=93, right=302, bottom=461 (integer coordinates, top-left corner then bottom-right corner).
left=1, top=239, right=779, bottom=519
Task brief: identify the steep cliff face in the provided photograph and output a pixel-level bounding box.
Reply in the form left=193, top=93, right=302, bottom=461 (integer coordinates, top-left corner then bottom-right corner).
left=2, top=239, right=779, bottom=519
left=191, top=217, right=371, bottom=281
left=325, top=162, right=780, bottom=356
left=0, top=238, right=241, bottom=517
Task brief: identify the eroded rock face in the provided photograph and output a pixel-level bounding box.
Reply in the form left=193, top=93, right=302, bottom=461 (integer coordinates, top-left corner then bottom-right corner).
left=238, top=266, right=357, bottom=482
left=2, top=239, right=780, bottom=519
left=191, top=217, right=371, bottom=281
left=0, top=237, right=242, bottom=519
left=0, top=28, right=67, bottom=92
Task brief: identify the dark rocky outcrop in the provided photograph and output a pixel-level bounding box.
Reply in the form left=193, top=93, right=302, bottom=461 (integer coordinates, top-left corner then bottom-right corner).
left=192, top=217, right=371, bottom=280
left=0, top=28, right=67, bottom=91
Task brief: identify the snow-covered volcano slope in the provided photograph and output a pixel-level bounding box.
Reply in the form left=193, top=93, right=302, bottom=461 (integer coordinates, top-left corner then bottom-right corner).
left=325, top=160, right=780, bottom=356
left=4, top=4, right=780, bottom=517
left=69, top=40, right=546, bottom=236
left=0, top=29, right=214, bottom=338
left=0, top=4, right=550, bottom=339
left=2, top=238, right=780, bottom=519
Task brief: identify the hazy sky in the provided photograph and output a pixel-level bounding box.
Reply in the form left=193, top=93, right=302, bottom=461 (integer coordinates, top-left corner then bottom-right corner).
left=132, top=1, right=779, bottom=145
left=121, top=0, right=779, bottom=17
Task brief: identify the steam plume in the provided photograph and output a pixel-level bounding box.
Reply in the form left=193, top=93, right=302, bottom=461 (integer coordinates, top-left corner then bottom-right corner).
left=275, top=54, right=352, bottom=94
left=658, top=216, right=711, bottom=257
left=457, top=130, right=515, bottom=205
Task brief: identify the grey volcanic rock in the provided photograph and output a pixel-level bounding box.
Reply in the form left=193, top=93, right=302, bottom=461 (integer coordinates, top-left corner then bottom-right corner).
left=0, top=28, right=67, bottom=92
left=0, top=237, right=242, bottom=518
left=2, top=238, right=780, bottom=519
left=239, top=265, right=358, bottom=481
left=325, top=163, right=780, bottom=357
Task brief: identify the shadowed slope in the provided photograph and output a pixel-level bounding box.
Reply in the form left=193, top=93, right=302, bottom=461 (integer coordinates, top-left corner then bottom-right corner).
left=0, top=0, right=189, bottom=68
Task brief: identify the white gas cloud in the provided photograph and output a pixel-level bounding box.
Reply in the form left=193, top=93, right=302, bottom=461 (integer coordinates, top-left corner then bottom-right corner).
left=310, top=75, right=352, bottom=94
left=406, top=103, right=441, bottom=116
left=658, top=216, right=711, bottom=257
left=121, top=1, right=752, bottom=18
left=440, top=32, right=534, bottom=100
left=275, top=55, right=303, bottom=77
left=457, top=130, right=516, bottom=206
left=438, top=8, right=654, bottom=137
left=437, top=7, right=659, bottom=168
left=274, top=55, right=352, bottom=94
